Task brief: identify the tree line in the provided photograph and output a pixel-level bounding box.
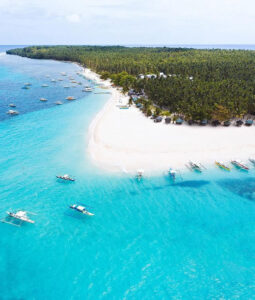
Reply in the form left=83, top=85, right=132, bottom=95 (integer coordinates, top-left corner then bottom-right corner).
left=7, top=46, right=255, bottom=120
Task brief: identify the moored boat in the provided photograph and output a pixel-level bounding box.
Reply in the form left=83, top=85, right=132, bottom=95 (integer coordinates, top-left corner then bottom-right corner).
left=56, top=174, right=75, bottom=181
left=187, top=161, right=203, bottom=172
left=231, top=160, right=249, bottom=170
left=1, top=210, right=36, bottom=226
left=215, top=161, right=230, bottom=171
left=41, top=84, right=49, bottom=87
left=9, top=103, right=16, bottom=107
left=55, top=101, right=63, bottom=105
left=168, top=168, right=177, bottom=180
left=249, top=158, right=255, bottom=165
left=40, top=98, right=47, bottom=101
left=136, top=169, right=144, bottom=180
left=69, top=204, right=94, bottom=216
left=66, top=96, right=76, bottom=100
left=7, top=109, right=19, bottom=115
left=82, top=87, right=93, bottom=92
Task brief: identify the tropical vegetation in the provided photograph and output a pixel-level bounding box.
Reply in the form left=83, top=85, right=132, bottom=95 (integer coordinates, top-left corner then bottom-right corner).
left=7, top=46, right=255, bottom=121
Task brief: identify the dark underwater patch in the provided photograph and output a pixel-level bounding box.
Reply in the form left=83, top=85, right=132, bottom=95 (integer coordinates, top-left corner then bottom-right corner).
left=174, top=180, right=210, bottom=188
left=218, top=177, right=255, bottom=201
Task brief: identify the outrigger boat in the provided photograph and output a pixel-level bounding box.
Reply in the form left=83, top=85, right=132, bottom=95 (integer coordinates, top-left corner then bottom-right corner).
left=56, top=174, right=75, bottom=181
left=215, top=161, right=231, bottom=171
left=136, top=169, right=144, bottom=180
left=1, top=210, right=36, bottom=227
left=249, top=158, right=255, bottom=166
left=187, top=161, right=203, bottom=172
left=168, top=168, right=177, bottom=180
left=82, top=87, right=93, bottom=92
left=7, top=110, right=19, bottom=115
left=231, top=160, right=249, bottom=171
left=69, top=204, right=94, bottom=216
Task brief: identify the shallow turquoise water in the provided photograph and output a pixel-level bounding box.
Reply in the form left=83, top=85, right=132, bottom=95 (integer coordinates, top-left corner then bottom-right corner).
left=1, top=50, right=255, bottom=300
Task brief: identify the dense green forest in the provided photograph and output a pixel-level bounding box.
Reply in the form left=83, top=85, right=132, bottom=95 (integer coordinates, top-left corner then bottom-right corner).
left=7, top=46, right=255, bottom=120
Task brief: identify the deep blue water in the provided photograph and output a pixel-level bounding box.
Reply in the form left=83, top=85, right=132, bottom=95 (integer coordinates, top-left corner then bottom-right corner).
left=1, top=49, right=255, bottom=299
left=0, top=47, right=95, bottom=121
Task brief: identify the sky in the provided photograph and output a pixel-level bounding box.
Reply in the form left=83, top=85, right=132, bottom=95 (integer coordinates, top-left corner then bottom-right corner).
left=0, top=0, right=254, bottom=45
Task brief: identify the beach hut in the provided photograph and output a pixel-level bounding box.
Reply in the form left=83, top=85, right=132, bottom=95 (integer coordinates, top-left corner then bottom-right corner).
left=176, top=118, right=183, bottom=125
left=165, top=117, right=171, bottom=124
left=245, top=119, right=253, bottom=126
left=223, top=120, right=231, bottom=127
left=128, top=89, right=135, bottom=96
left=211, top=120, right=221, bottom=126
left=200, top=119, right=208, bottom=126
left=154, top=116, right=163, bottom=123
left=236, top=120, right=243, bottom=127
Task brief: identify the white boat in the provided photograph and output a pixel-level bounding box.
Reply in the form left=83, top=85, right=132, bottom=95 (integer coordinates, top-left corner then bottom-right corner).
left=169, top=168, right=177, bottom=180
left=9, top=103, right=16, bottom=107
left=24, top=82, right=32, bottom=86
left=82, top=87, right=93, bottom=92
left=64, top=86, right=70, bottom=88
left=51, top=79, right=56, bottom=82
left=1, top=210, right=36, bottom=227
left=55, top=101, right=63, bottom=105
left=7, top=110, right=19, bottom=115
left=41, top=84, right=49, bottom=87
left=187, top=161, right=203, bottom=172
left=136, top=169, right=144, bottom=180
left=69, top=204, right=94, bottom=216
left=61, top=72, right=67, bottom=76
left=56, top=174, right=75, bottom=181
left=249, top=158, right=255, bottom=166
left=40, top=98, right=47, bottom=102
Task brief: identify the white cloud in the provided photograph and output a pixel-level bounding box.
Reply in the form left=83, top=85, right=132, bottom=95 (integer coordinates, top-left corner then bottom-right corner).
left=0, top=0, right=255, bottom=44
left=66, top=14, right=81, bottom=23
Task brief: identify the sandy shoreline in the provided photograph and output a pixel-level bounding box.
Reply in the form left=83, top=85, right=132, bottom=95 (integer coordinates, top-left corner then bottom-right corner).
left=83, top=68, right=255, bottom=174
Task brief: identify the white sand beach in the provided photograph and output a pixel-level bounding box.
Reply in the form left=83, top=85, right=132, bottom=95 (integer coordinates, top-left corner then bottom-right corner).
left=85, top=69, right=255, bottom=174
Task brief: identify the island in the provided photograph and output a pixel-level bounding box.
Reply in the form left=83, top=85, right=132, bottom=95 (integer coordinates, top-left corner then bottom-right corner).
left=7, top=46, right=255, bottom=173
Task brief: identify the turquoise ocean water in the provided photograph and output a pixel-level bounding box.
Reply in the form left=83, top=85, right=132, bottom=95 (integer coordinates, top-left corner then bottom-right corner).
left=1, top=46, right=255, bottom=299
